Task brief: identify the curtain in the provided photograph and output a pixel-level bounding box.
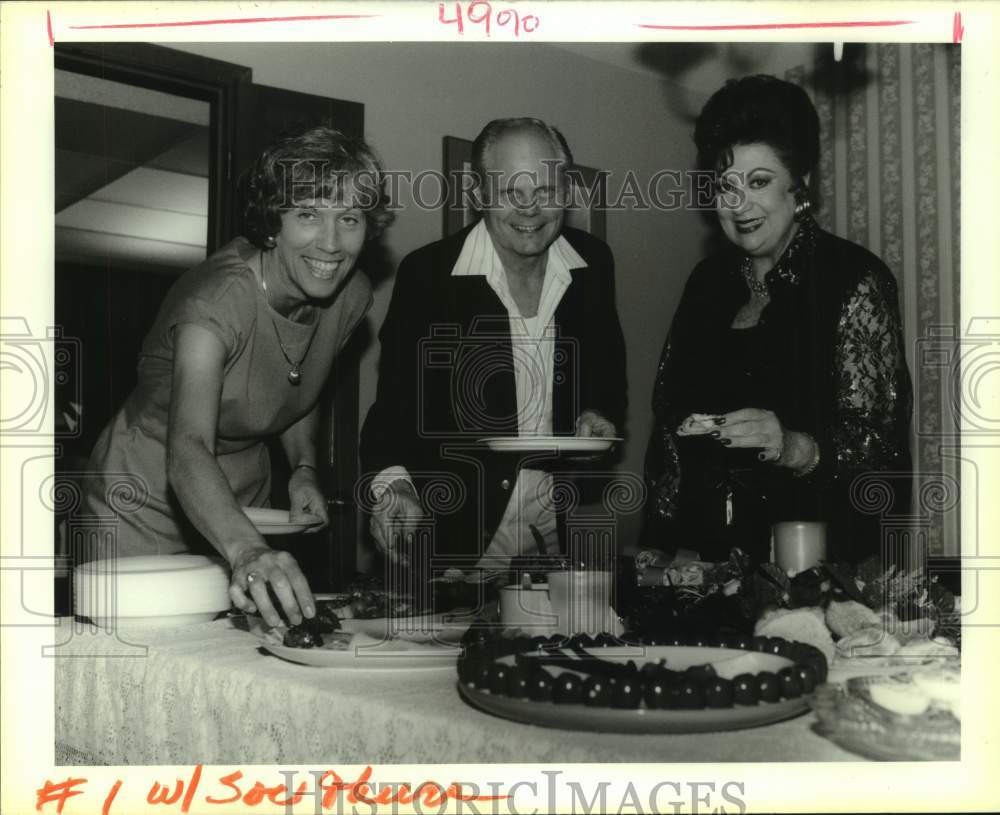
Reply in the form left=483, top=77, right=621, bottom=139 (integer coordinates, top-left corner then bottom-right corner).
left=787, top=44, right=961, bottom=555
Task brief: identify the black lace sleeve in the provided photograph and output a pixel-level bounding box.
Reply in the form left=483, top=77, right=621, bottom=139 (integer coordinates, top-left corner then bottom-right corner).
left=812, top=268, right=913, bottom=484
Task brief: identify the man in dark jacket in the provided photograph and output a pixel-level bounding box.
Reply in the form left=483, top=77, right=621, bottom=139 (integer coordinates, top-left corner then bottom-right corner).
left=360, top=117, right=626, bottom=573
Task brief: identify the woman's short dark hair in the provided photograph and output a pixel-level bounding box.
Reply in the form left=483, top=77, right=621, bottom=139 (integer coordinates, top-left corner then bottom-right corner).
left=242, top=125, right=394, bottom=248
left=693, top=75, right=820, bottom=184
left=470, top=117, right=574, bottom=189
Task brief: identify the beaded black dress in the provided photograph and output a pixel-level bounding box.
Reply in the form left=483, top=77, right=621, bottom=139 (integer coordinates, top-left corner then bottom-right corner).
left=642, top=217, right=912, bottom=564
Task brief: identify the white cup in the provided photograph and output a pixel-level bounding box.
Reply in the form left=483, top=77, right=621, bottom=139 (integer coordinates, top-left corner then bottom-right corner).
left=546, top=570, right=615, bottom=635
left=771, top=521, right=827, bottom=576
left=498, top=583, right=557, bottom=633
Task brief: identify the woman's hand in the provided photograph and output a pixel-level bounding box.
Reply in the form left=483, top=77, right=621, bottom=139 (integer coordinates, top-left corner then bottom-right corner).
left=368, top=479, right=423, bottom=566
left=576, top=409, right=617, bottom=439
left=288, top=466, right=330, bottom=532
left=681, top=408, right=819, bottom=472
left=711, top=408, right=787, bottom=459
left=229, top=545, right=316, bottom=628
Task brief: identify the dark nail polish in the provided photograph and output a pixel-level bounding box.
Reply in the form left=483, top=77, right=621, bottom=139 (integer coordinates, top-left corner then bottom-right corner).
left=714, top=417, right=726, bottom=425
left=720, top=439, right=732, bottom=446
left=710, top=430, right=721, bottom=439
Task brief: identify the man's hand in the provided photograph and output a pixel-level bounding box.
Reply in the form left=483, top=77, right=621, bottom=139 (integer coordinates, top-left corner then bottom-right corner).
left=576, top=409, right=617, bottom=439
left=368, top=479, right=424, bottom=565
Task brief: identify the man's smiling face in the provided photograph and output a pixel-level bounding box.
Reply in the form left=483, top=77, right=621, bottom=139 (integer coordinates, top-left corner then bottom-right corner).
left=480, top=129, right=567, bottom=268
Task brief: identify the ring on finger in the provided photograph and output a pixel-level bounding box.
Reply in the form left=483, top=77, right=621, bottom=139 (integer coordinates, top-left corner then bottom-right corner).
left=246, top=571, right=263, bottom=588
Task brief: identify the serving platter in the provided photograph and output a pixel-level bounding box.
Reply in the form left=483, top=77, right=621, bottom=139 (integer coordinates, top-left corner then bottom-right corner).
left=242, top=507, right=323, bottom=535
left=810, top=673, right=960, bottom=760
left=459, top=682, right=809, bottom=734
left=479, top=436, right=623, bottom=455
left=459, top=646, right=811, bottom=734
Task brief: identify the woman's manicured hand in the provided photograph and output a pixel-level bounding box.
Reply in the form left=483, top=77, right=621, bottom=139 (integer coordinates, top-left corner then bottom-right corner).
left=690, top=407, right=818, bottom=472
left=229, top=545, right=315, bottom=628
left=711, top=407, right=786, bottom=459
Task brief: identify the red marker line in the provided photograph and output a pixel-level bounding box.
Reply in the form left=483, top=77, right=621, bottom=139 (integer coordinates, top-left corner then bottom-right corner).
left=953, top=12, right=964, bottom=43
left=47, top=9, right=54, bottom=46
left=70, top=13, right=377, bottom=31
left=638, top=20, right=913, bottom=31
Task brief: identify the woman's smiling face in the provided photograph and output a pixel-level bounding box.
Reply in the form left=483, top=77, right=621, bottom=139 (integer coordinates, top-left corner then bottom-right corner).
left=272, top=200, right=366, bottom=306
left=716, top=142, right=801, bottom=271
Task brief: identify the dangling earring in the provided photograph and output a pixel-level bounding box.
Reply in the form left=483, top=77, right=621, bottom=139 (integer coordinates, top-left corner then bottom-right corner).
left=793, top=192, right=812, bottom=222
left=263, top=235, right=277, bottom=249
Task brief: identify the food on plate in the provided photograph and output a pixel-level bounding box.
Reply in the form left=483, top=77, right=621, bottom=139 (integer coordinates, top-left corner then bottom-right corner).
left=314, top=601, right=344, bottom=631
left=865, top=668, right=961, bottom=720
left=912, top=668, right=961, bottom=714
left=834, top=627, right=902, bottom=659
left=810, top=669, right=961, bottom=760
left=868, top=682, right=932, bottom=716
left=275, top=592, right=409, bottom=648
left=322, top=590, right=417, bottom=620
left=281, top=614, right=341, bottom=649
left=824, top=600, right=882, bottom=638
left=754, top=607, right=836, bottom=667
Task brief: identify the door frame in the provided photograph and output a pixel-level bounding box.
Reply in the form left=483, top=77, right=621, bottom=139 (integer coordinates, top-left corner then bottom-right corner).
left=54, top=42, right=251, bottom=252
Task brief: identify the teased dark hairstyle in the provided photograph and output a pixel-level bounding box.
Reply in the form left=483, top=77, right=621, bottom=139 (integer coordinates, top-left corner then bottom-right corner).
left=241, top=125, right=394, bottom=248
left=470, top=117, right=574, bottom=191
left=694, top=75, right=820, bottom=185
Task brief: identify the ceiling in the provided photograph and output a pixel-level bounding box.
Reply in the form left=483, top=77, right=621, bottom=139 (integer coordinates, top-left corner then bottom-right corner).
left=54, top=69, right=211, bottom=272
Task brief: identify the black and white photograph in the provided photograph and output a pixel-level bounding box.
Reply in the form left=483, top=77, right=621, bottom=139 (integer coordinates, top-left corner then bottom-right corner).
left=1, top=3, right=998, bottom=814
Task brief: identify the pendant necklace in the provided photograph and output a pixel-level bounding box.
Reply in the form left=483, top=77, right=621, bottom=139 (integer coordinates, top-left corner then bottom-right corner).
left=259, top=254, right=317, bottom=386
left=741, top=256, right=770, bottom=298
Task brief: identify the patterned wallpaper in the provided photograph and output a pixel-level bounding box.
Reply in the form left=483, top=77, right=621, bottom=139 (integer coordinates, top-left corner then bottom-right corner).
left=789, top=44, right=961, bottom=555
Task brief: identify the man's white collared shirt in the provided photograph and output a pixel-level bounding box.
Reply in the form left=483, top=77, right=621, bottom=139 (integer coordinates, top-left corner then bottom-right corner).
left=373, top=220, right=585, bottom=567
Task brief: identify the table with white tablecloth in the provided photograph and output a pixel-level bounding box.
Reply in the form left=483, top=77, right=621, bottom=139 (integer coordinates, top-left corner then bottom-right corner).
left=53, top=617, right=859, bottom=765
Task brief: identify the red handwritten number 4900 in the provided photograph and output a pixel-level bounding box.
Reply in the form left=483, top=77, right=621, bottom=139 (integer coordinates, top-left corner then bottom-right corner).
left=439, top=2, right=539, bottom=35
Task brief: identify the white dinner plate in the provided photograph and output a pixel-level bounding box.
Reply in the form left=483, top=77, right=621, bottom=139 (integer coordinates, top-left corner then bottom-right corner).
left=458, top=646, right=810, bottom=733
left=479, top=436, right=623, bottom=455
left=242, top=507, right=323, bottom=535
left=240, top=613, right=461, bottom=670
left=243, top=614, right=460, bottom=670
left=263, top=638, right=460, bottom=670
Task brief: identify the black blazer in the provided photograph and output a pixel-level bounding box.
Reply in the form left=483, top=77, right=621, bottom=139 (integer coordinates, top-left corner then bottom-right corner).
left=360, top=224, right=627, bottom=560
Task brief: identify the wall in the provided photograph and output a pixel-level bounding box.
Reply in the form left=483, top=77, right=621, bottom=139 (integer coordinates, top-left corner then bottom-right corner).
left=172, top=42, right=714, bottom=550
left=786, top=44, right=962, bottom=555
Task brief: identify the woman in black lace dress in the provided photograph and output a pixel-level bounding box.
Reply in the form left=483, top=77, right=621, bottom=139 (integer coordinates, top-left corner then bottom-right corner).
left=643, top=75, right=912, bottom=564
